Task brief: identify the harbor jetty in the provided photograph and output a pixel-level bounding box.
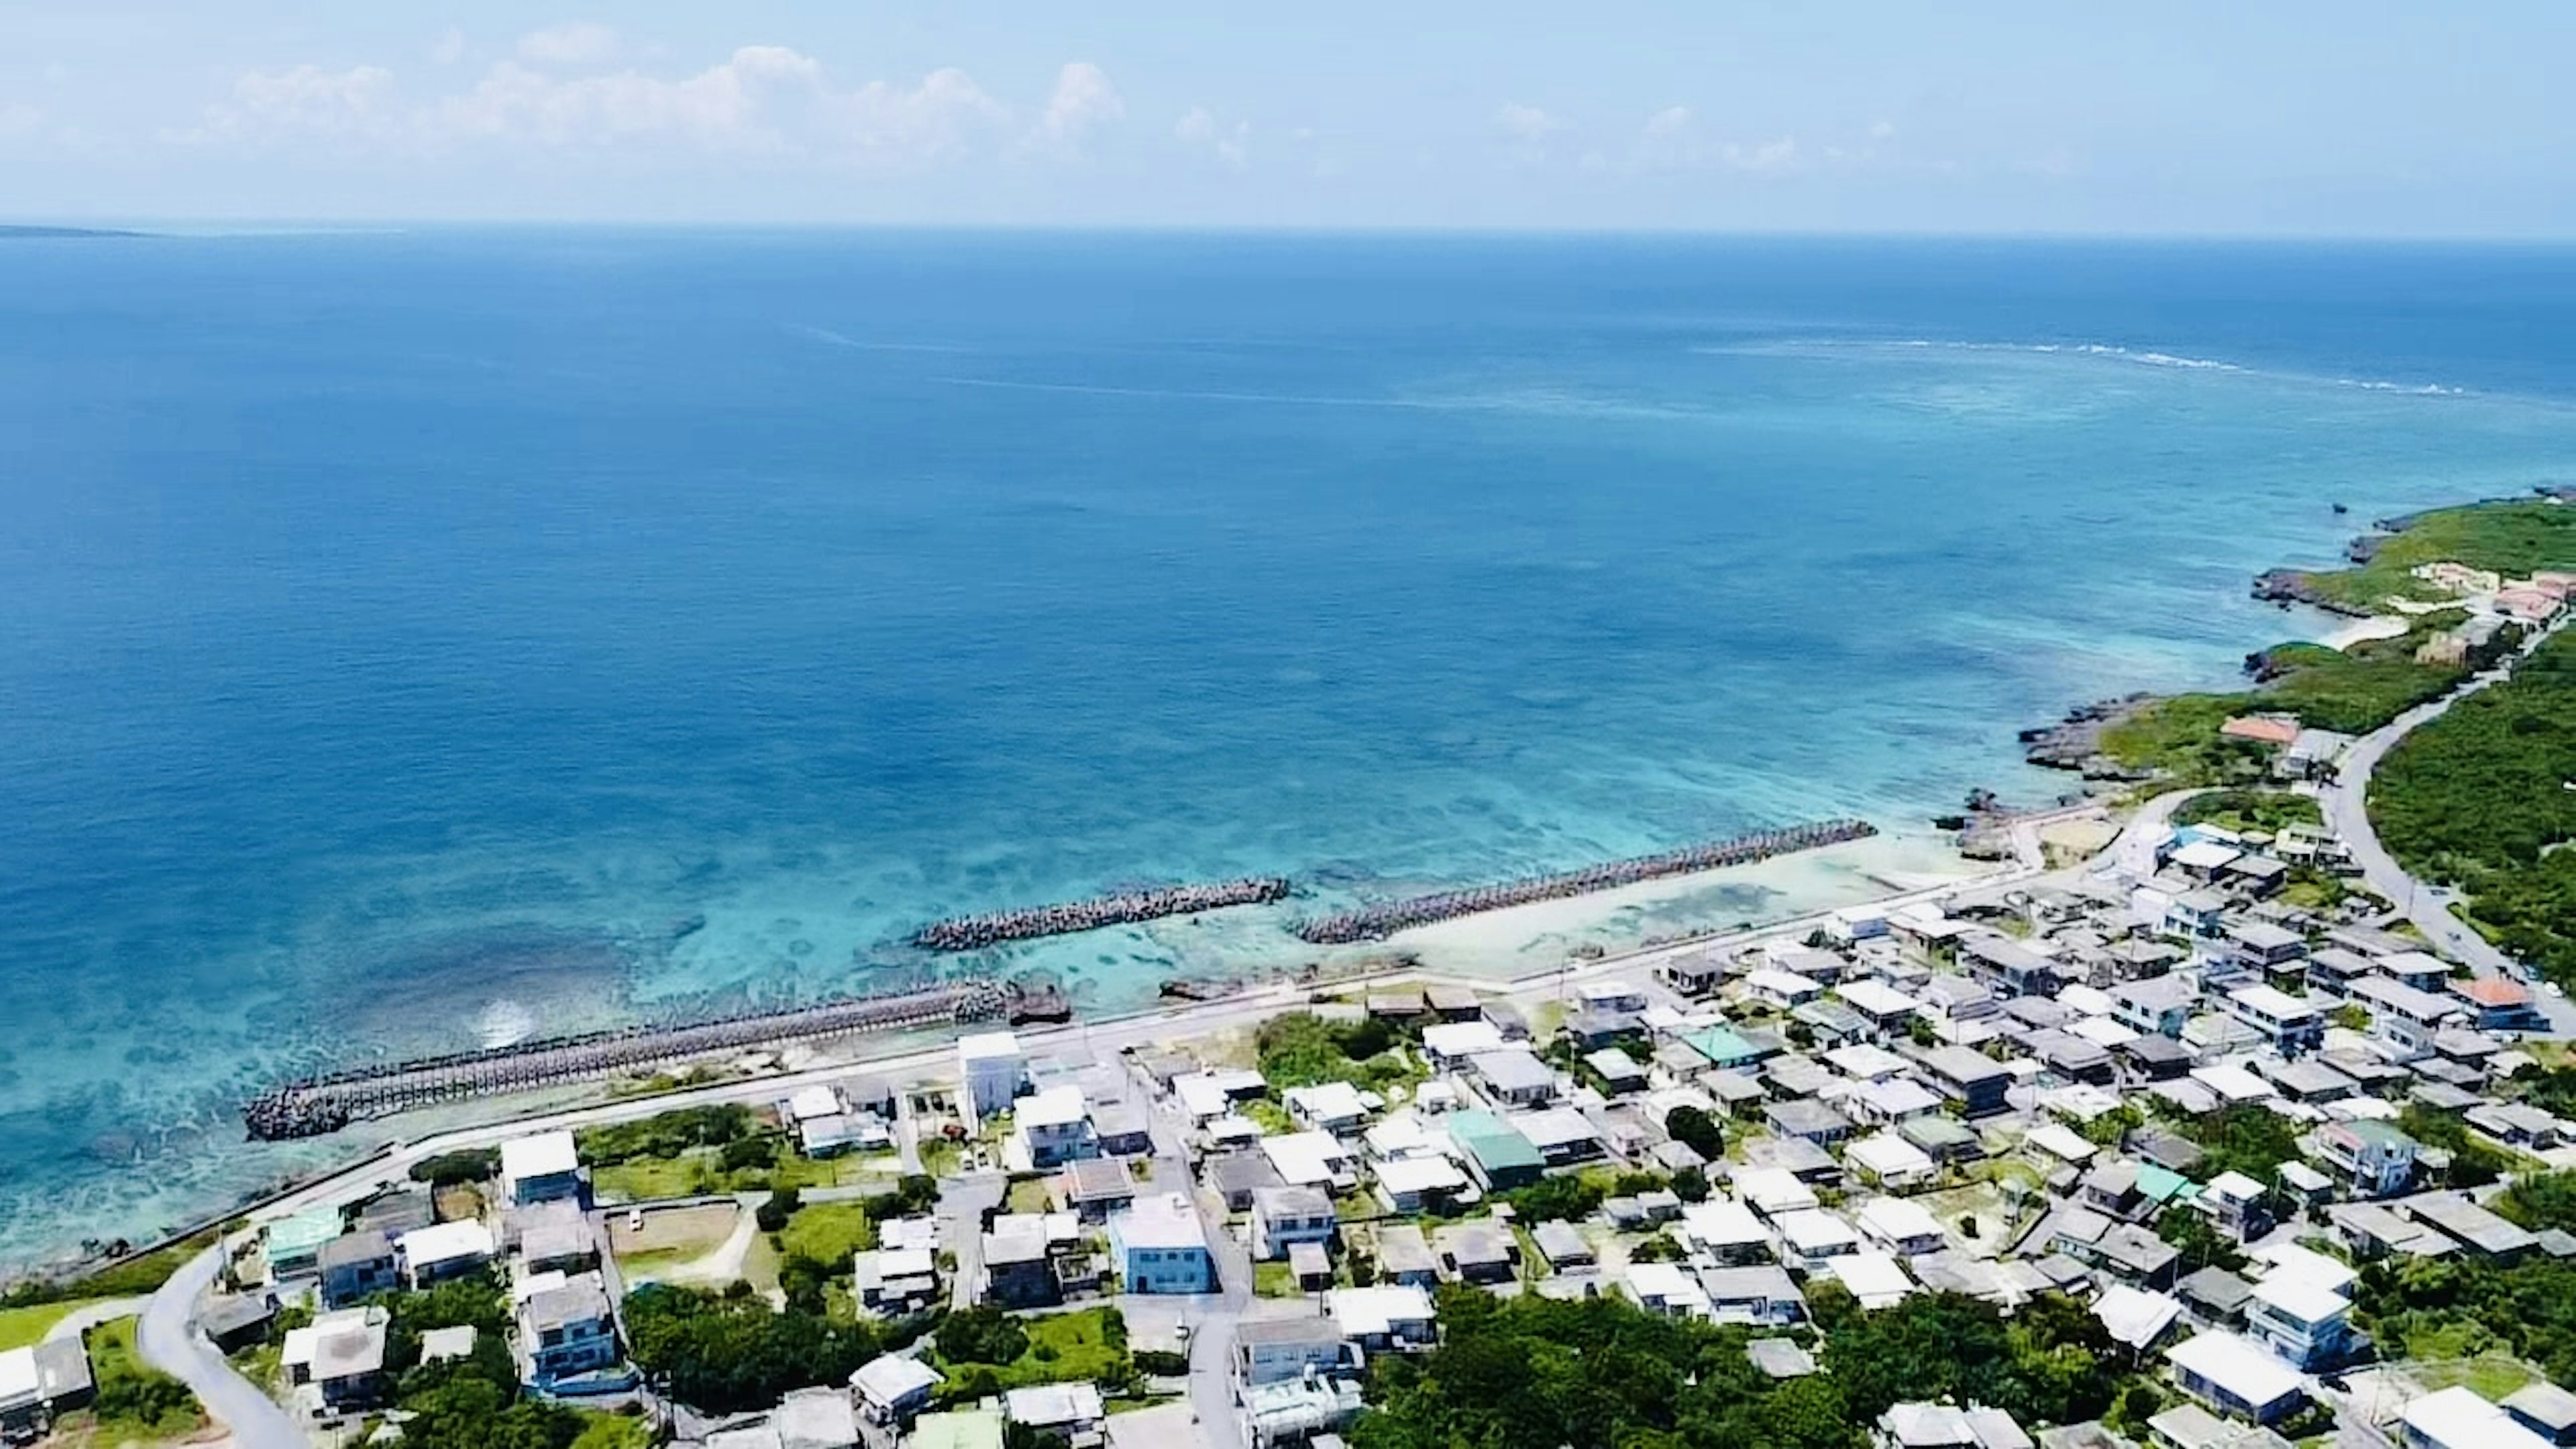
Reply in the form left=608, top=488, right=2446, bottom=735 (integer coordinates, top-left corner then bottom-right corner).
left=910, top=876, right=1292, bottom=951
left=243, top=979, right=1008, bottom=1140
left=1290, top=818, right=1879, bottom=945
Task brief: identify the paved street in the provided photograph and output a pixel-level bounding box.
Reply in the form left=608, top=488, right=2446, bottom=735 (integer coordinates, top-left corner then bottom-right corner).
left=2320, top=613, right=2576, bottom=1034
left=137, top=1243, right=306, bottom=1449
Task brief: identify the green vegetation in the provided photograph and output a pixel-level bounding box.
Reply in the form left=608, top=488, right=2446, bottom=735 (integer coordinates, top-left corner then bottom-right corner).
left=931, top=1305, right=1132, bottom=1405
left=80, top=1316, right=203, bottom=1442
left=2173, top=790, right=2323, bottom=835
left=1664, top=1105, right=1726, bottom=1162
left=358, top=1273, right=655, bottom=1449
left=1254, top=1263, right=1301, bottom=1297
left=0, top=1227, right=227, bottom=1313
left=0, top=1298, right=97, bottom=1351
left=1349, top=1288, right=1862, bottom=1449
left=625, top=1282, right=883, bottom=1414
left=2292, top=500, right=2576, bottom=612
left=2355, top=1248, right=2576, bottom=1388
left=2101, top=695, right=2272, bottom=786
left=2157, top=1206, right=2249, bottom=1275
left=2496, top=1171, right=2576, bottom=1232
left=1348, top=1285, right=2139, bottom=1449
left=2165, top=1103, right=2302, bottom=1183
left=2371, top=629, right=2576, bottom=984
left=1254, top=1012, right=1424, bottom=1092
left=777, top=1201, right=878, bottom=1265
left=1500, top=1173, right=1605, bottom=1224
left=2397, top=1106, right=2517, bottom=1189
left=582, top=1105, right=869, bottom=1200
left=411, top=1148, right=502, bottom=1187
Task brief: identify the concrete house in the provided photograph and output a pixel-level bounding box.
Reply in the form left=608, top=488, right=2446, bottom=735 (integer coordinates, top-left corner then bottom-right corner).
left=1108, top=1194, right=1215, bottom=1295
left=317, top=1229, right=401, bottom=1309
left=500, top=1130, right=586, bottom=1208
left=1252, top=1186, right=1340, bottom=1262
left=519, top=1272, right=619, bottom=1387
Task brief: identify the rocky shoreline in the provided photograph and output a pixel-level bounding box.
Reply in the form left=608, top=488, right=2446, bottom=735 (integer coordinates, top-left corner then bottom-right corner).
left=2018, top=693, right=2158, bottom=779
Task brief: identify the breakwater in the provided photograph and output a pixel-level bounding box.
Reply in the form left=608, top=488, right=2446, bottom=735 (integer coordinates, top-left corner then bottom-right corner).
left=910, top=876, right=1293, bottom=951
left=242, top=979, right=1007, bottom=1140
left=1289, top=819, right=1880, bottom=944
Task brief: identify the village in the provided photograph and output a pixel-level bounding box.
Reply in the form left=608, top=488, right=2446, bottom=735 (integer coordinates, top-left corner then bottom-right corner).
left=10, top=757, right=2576, bottom=1449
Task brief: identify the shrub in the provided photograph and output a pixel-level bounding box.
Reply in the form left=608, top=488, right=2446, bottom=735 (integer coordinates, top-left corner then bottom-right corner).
left=754, top=1188, right=801, bottom=1235
left=409, top=1149, right=502, bottom=1188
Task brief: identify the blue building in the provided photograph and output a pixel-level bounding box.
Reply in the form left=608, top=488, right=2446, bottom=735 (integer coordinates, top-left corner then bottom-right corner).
left=1108, top=1193, right=1215, bottom=1295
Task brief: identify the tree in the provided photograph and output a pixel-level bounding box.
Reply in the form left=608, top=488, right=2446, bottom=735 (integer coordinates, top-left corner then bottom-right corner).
left=409, top=1149, right=502, bottom=1187
left=1670, top=1166, right=1711, bottom=1203
left=1664, top=1105, right=1725, bottom=1161
left=2157, top=1206, right=2247, bottom=1275
left=1503, top=1173, right=1604, bottom=1224
left=755, top=1187, right=801, bottom=1234
left=933, top=1305, right=1029, bottom=1366
left=624, top=1284, right=879, bottom=1414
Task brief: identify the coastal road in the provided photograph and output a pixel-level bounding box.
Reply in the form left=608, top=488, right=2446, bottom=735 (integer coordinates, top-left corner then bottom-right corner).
left=2320, top=614, right=2576, bottom=1034
left=138, top=1243, right=306, bottom=1449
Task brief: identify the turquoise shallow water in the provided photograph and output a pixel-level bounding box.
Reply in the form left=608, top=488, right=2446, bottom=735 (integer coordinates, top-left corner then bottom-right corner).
left=2, top=231, right=2575, bottom=1266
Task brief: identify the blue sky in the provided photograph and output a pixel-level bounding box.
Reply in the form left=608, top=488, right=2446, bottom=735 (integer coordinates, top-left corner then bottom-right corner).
left=5, top=1, right=2573, bottom=233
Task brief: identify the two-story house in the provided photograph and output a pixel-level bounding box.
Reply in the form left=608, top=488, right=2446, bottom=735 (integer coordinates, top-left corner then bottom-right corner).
left=518, top=1273, right=619, bottom=1388
left=2243, top=1275, right=2357, bottom=1371
left=1251, top=1186, right=1340, bottom=1262
left=2224, top=985, right=2324, bottom=1055
left=1016, top=1085, right=1097, bottom=1170
left=1108, top=1194, right=1215, bottom=1295
left=316, top=1230, right=400, bottom=1309
left=2311, top=1120, right=2418, bottom=1199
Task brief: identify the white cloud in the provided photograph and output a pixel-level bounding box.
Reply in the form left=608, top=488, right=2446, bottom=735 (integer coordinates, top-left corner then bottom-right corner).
left=1024, top=61, right=1122, bottom=156
left=184, top=46, right=1022, bottom=171
left=1493, top=102, right=1562, bottom=143
left=189, top=64, right=398, bottom=144
left=1175, top=105, right=1248, bottom=168
left=1721, top=136, right=1799, bottom=171
left=1869, top=119, right=1897, bottom=141
left=430, top=28, right=467, bottom=66
left=431, top=46, right=823, bottom=152
left=0, top=101, right=42, bottom=140
left=517, top=22, right=622, bottom=69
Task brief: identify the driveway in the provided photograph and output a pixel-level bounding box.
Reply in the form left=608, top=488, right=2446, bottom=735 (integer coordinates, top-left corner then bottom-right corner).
left=137, top=1242, right=306, bottom=1449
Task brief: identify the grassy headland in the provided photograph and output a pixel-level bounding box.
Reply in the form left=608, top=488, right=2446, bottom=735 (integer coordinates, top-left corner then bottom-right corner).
left=2044, top=496, right=2572, bottom=789
left=2279, top=498, right=2576, bottom=612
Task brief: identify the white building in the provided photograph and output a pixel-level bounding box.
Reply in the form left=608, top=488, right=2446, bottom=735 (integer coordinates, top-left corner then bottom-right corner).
left=500, top=1131, right=584, bottom=1208
left=2402, top=1385, right=2554, bottom=1449
left=958, top=1031, right=1026, bottom=1126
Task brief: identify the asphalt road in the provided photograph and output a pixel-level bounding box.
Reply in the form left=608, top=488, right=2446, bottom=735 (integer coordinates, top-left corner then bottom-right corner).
left=2321, top=613, right=2576, bottom=1034
left=138, top=1243, right=307, bottom=1449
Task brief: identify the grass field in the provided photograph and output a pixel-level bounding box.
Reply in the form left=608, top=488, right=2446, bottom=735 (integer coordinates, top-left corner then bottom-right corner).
left=0, top=1299, right=98, bottom=1352
left=2410, top=1352, right=2536, bottom=1401
left=779, top=1202, right=878, bottom=1265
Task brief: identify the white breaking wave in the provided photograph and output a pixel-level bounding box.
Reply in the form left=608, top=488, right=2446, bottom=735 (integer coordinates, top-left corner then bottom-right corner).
left=1703, top=335, right=2469, bottom=396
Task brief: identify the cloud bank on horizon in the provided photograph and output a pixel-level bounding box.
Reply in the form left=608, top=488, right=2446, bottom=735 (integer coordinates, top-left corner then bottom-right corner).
left=5, top=1, right=2575, bottom=233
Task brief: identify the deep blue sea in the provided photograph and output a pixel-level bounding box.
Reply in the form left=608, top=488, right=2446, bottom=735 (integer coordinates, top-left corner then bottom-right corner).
left=3, top=230, right=2575, bottom=1265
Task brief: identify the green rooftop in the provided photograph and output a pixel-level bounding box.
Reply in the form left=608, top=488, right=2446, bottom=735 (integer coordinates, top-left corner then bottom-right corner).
left=2135, top=1164, right=2202, bottom=1206
left=2334, top=1118, right=2419, bottom=1150
left=1447, top=1110, right=1544, bottom=1173
left=1684, top=1026, right=1762, bottom=1067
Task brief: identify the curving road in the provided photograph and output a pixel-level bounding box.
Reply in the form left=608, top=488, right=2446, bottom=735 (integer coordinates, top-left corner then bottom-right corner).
left=138, top=1242, right=307, bottom=1449
left=2320, top=614, right=2576, bottom=1034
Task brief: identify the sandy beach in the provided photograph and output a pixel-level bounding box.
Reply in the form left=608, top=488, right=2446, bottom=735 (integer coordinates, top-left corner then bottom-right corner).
left=1387, top=829, right=1994, bottom=979
left=2320, top=613, right=2410, bottom=649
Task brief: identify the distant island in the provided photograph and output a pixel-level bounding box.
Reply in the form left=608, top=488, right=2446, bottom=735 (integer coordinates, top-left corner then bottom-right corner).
left=0, top=224, right=149, bottom=239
